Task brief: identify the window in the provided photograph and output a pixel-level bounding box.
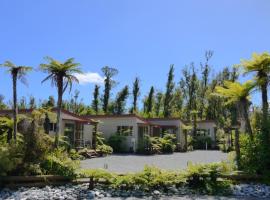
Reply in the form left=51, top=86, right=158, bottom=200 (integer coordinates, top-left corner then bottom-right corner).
left=49, top=123, right=56, bottom=132
left=117, top=126, right=133, bottom=136
left=196, top=129, right=210, bottom=136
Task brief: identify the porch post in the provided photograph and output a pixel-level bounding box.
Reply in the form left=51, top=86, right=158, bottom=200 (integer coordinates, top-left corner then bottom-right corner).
left=92, top=123, right=98, bottom=150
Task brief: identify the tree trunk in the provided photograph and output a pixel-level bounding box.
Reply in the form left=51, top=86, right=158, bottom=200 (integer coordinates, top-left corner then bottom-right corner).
left=55, top=77, right=63, bottom=148
left=261, top=83, right=269, bottom=142
left=242, top=100, right=253, bottom=138
left=235, top=128, right=240, bottom=169
left=12, top=71, right=18, bottom=142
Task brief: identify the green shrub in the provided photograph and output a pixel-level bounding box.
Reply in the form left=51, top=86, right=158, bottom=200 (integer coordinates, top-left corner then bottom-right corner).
left=80, top=169, right=115, bottom=183
left=239, top=134, right=264, bottom=174
left=69, top=149, right=85, bottom=160
left=185, top=162, right=232, bottom=195
left=192, top=135, right=212, bottom=149
left=79, top=164, right=232, bottom=195
left=137, top=133, right=176, bottom=154
left=107, top=134, right=127, bottom=153
left=96, top=144, right=113, bottom=155
left=0, top=142, right=24, bottom=176
left=160, top=133, right=176, bottom=153
left=41, top=148, right=79, bottom=177
left=187, top=135, right=194, bottom=151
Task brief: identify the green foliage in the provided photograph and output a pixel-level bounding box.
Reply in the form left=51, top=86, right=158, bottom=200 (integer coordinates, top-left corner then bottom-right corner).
left=137, top=133, right=176, bottom=154
left=41, top=148, right=79, bottom=177
left=107, top=134, right=127, bottom=153
left=185, top=162, right=232, bottom=195
left=97, top=144, right=113, bottom=155
left=164, top=64, right=175, bottom=117
left=113, top=85, right=129, bottom=114
left=80, top=164, right=233, bottom=195
left=102, top=66, right=118, bottom=113
left=187, top=135, right=194, bottom=151
left=80, top=169, right=115, bottom=183
left=160, top=133, right=176, bottom=153
left=95, top=132, right=113, bottom=155
left=69, top=149, right=85, bottom=160
left=239, top=134, right=264, bottom=174
left=131, top=77, right=140, bottom=113
left=0, top=142, right=24, bottom=176
left=192, top=135, right=212, bottom=149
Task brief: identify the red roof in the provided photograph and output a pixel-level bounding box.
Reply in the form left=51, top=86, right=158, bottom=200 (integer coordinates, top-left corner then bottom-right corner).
left=0, top=108, right=96, bottom=124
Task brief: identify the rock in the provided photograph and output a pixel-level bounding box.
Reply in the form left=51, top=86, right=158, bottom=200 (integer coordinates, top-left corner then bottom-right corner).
left=153, top=190, right=161, bottom=196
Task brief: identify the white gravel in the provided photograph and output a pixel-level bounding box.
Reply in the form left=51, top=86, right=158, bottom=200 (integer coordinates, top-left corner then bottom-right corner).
left=81, top=150, right=228, bottom=173
left=1, top=183, right=270, bottom=200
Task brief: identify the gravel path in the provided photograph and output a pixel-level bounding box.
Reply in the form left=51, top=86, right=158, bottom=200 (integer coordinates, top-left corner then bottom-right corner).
left=81, top=150, right=228, bottom=173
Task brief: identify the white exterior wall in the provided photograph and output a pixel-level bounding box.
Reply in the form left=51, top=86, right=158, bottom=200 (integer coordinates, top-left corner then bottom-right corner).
left=95, top=117, right=148, bottom=152
left=196, top=122, right=216, bottom=141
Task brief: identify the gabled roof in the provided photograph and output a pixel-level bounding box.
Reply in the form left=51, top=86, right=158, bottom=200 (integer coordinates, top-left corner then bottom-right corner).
left=0, top=108, right=97, bottom=124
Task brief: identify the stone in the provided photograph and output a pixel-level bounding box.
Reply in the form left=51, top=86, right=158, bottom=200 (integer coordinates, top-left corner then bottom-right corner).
left=153, top=190, right=161, bottom=196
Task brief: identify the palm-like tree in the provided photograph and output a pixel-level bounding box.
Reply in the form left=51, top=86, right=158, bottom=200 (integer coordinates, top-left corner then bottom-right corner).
left=215, top=80, right=254, bottom=137
left=214, top=80, right=254, bottom=168
left=0, top=61, right=32, bottom=142
left=241, top=52, right=270, bottom=133
left=40, top=57, right=82, bottom=147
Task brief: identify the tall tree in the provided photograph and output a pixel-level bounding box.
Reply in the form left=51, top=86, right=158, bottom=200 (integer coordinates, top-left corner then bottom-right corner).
left=92, top=85, right=100, bottom=114
left=29, top=96, right=36, bottom=109
left=241, top=52, right=270, bottom=140
left=155, top=91, right=163, bottom=117
left=1, top=61, right=32, bottom=142
left=146, top=86, right=155, bottom=115
left=102, top=66, right=118, bottom=113
left=164, top=65, right=175, bottom=117
left=180, top=64, right=199, bottom=120
left=113, top=86, right=129, bottom=114
left=198, top=51, right=213, bottom=119
left=131, top=77, right=140, bottom=113
left=171, top=87, right=183, bottom=117
left=40, top=57, right=82, bottom=147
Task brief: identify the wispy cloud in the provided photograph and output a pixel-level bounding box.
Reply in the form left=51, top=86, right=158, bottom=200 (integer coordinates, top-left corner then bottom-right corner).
left=75, top=72, right=104, bottom=85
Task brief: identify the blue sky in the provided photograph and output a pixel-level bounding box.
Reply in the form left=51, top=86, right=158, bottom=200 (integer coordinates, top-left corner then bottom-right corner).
left=0, top=0, right=270, bottom=108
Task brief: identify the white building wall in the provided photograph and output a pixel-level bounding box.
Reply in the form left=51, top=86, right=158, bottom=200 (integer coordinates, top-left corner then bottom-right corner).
left=95, top=117, right=147, bottom=152
left=196, top=122, right=216, bottom=141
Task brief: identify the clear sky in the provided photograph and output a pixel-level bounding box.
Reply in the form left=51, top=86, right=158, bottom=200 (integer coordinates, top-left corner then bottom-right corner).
left=0, top=0, right=270, bottom=108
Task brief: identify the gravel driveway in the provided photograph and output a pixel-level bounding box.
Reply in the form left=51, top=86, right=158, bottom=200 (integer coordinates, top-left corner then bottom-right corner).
left=81, top=150, right=228, bottom=173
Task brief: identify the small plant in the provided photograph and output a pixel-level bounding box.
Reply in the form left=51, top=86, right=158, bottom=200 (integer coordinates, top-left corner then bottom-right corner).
left=96, top=144, right=113, bottom=155
left=69, top=149, right=84, bottom=160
